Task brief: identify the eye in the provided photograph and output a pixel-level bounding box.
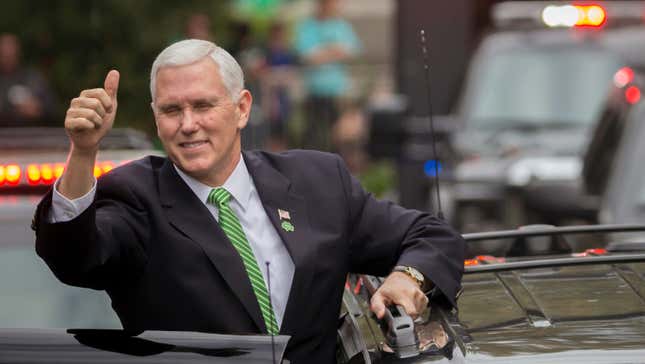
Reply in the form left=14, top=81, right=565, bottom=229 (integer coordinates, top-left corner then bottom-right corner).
left=160, top=106, right=181, bottom=116
left=194, top=102, right=213, bottom=112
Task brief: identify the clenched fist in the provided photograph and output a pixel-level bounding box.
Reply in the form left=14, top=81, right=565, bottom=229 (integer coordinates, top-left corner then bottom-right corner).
left=370, top=271, right=429, bottom=320
left=65, top=70, right=120, bottom=152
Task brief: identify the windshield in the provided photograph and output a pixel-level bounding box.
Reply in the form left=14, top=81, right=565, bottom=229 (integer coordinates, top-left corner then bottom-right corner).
left=464, top=47, right=622, bottom=130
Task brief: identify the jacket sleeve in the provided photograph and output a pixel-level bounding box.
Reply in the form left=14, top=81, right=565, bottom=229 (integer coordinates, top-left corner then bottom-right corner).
left=34, top=172, right=149, bottom=291
left=336, top=155, right=465, bottom=308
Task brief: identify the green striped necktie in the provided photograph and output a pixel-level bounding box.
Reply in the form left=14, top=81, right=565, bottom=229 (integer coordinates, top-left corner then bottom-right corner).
left=208, top=187, right=279, bottom=335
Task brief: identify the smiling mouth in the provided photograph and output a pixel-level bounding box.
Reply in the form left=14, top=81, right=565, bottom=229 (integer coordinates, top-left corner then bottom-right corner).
left=179, top=141, right=208, bottom=149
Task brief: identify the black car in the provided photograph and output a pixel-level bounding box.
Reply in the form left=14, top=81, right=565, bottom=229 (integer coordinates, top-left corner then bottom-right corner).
left=2, top=224, right=645, bottom=363
left=337, top=225, right=645, bottom=363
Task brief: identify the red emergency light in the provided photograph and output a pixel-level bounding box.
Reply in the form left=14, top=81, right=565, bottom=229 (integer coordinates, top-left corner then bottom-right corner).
left=464, top=259, right=480, bottom=267
left=576, top=5, right=606, bottom=27
left=0, top=160, right=122, bottom=187
left=614, top=67, right=635, bottom=88
left=26, top=164, right=62, bottom=186
left=625, top=86, right=641, bottom=105
left=0, top=164, right=21, bottom=186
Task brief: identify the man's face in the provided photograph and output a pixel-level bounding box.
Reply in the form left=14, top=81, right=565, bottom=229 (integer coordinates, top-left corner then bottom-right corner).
left=153, top=57, right=251, bottom=186
left=0, top=34, right=20, bottom=73
left=318, top=0, right=339, bottom=17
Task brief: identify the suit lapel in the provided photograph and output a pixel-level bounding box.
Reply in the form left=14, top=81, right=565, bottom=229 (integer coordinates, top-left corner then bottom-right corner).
left=158, top=159, right=266, bottom=333
left=243, top=151, right=315, bottom=335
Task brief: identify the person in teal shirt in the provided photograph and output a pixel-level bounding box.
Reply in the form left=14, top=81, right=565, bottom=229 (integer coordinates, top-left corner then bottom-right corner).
left=294, top=0, right=361, bottom=150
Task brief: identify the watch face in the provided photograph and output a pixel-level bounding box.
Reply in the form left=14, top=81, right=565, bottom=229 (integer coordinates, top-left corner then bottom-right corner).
left=408, top=268, right=423, bottom=282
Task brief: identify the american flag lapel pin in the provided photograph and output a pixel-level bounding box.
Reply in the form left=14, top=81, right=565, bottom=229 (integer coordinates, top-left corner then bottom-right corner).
left=278, top=209, right=291, bottom=220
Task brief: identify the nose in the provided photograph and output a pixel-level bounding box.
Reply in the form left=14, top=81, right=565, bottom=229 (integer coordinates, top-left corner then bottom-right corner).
left=180, top=108, right=199, bottom=134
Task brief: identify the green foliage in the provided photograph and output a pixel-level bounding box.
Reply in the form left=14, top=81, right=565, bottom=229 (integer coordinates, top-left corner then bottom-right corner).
left=1, top=0, right=231, bottom=138
left=359, top=160, right=397, bottom=198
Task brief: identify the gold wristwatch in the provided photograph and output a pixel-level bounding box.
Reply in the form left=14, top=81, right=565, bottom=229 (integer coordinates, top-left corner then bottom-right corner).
left=393, top=265, right=425, bottom=289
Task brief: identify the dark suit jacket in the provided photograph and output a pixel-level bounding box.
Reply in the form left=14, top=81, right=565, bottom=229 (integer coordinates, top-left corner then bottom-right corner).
left=34, top=150, right=465, bottom=363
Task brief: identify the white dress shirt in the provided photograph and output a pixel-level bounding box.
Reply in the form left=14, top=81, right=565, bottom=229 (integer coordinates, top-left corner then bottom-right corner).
left=50, top=155, right=295, bottom=328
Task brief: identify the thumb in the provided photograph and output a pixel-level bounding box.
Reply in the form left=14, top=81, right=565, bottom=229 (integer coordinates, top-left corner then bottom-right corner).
left=104, top=69, right=120, bottom=100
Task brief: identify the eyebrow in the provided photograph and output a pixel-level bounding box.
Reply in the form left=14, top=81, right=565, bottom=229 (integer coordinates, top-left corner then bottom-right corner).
left=191, top=98, right=218, bottom=105
left=156, top=97, right=220, bottom=111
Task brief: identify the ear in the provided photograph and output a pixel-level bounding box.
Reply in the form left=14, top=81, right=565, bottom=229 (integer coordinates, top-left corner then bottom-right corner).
left=235, top=89, right=252, bottom=130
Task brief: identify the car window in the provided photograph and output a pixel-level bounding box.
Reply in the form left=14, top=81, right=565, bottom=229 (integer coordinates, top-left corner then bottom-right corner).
left=465, top=48, right=622, bottom=129
left=0, top=246, right=121, bottom=328
left=0, top=200, right=121, bottom=329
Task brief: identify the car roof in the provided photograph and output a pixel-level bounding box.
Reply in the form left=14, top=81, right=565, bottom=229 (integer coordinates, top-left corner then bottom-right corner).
left=456, top=263, right=645, bottom=361
left=454, top=225, right=645, bottom=361
left=0, top=328, right=290, bottom=363
left=0, top=127, right=154, bottom=151
left=479, top=26, right=645, bottom=64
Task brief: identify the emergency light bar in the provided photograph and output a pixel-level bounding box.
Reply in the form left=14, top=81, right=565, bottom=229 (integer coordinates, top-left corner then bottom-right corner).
left=493, top=1, right=645, bottom=29
left=0, top=160, right=129, bottom=188
left=542, top=5, right=605, bottom=27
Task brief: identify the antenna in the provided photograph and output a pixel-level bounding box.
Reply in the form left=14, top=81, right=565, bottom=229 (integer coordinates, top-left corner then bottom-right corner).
left=419, top=29, right=444, bottom=220
left=266, top=262, right=277, bottom=364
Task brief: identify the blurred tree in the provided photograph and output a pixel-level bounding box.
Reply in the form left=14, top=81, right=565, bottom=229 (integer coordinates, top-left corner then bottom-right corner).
left=0, top=0, right=230, bottom=138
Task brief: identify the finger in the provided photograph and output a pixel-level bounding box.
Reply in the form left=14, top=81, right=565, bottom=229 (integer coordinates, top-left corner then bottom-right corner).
left=70, top=97, right=107, bottom=118
left=401, top=300, right=419, bottom=318
left=65, top=117, right=97, bottom=133
left=410, top=291, right=429, bottom=318
left=420, top=292, right=429, bottom=308
left=79, top=89, right=113, bottom=113
left=67, top=108, right=103, bottom=128
left=370, top=293, right=388, bottom=319
left=104, top=70, right=120, bottom=101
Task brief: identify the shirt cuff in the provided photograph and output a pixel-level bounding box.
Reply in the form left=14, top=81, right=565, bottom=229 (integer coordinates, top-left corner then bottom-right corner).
left=48, top=178, right=97, bottom=223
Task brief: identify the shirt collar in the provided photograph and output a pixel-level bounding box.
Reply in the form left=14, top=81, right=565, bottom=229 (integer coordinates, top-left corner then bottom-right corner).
left=173, top=154, right=252, bottom=211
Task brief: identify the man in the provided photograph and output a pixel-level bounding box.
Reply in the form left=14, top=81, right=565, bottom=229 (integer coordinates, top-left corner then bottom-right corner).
left=0, top=33, right=57, bottom=127
left=294, top=0, right=360, bottom=151
left=34, top=39, right=464, bottom=363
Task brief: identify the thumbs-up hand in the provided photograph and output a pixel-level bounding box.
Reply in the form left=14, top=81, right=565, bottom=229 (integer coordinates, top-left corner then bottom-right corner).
left=65, top=70, right=120, bottom=153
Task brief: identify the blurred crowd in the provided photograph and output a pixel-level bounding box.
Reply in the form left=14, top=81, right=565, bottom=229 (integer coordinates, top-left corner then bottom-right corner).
left=1, top=0, right=372, bottom=174
left=0, top=33, right=57, bottom=127
left=224, top=0, right=367, bottom=174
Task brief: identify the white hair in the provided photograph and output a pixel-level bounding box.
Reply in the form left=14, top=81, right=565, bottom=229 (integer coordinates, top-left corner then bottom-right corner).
left=149, top=39, right=244, bottom=102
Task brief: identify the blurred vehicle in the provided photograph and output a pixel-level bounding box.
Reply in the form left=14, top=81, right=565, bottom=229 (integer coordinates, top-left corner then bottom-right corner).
left=338, top=224, right=645, bottom=363
left=0, top=127, right=160, bottom=329
left=447, top=1, right=645, bottom=245
left=583, top=67, right=645, bottom=242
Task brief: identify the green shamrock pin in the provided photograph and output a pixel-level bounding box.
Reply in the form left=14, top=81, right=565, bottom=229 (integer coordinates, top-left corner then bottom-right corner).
left=281, top=220, right=295, bottom=232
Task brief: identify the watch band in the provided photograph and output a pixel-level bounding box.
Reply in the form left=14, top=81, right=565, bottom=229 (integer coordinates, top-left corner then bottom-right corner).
left=392, top=265, right=425, bottom=288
